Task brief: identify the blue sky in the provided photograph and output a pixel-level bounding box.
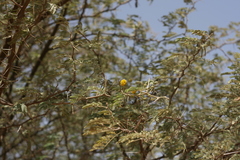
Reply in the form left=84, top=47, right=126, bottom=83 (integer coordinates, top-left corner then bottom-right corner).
left=119, top=0, right=240, bottom=33
left=116, top=0, right=240, bottom=79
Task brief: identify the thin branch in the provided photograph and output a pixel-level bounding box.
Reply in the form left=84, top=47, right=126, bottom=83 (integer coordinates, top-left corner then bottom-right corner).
left=59, top=114, right=71, bottom=160
left=119, top=142, right=131, bottom=160
left=0, top=0, right=31, bottom=97
left=10, top=0, right=22, bottom=8
left=71, top=0, right=88, bottom=41
left=24, top=7, right=68, bottom=88
left=2, top=110, right=50, bottom=129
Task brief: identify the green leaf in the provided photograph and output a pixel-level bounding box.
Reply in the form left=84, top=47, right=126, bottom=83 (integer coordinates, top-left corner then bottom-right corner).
left=82, top=102, right=104, bottom=109
left=20, top=104, right=28, bottom=113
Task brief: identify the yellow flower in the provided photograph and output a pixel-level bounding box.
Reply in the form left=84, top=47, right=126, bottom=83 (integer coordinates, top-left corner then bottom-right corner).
left=120, top=79, right=127, bottom=86
left=131, top=90, right=137, bottom=94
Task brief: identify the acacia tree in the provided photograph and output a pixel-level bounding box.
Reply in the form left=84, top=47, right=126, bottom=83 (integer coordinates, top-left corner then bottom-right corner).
left=0, top=0, right=240, bottom=159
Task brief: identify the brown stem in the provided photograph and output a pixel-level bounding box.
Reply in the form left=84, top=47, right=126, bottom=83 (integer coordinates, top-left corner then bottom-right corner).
left=24, top=7, right=68, bottom=88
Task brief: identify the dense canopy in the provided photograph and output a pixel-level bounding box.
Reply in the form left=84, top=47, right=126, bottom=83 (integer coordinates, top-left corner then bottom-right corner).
left=0, top=0, right=240, bottom=159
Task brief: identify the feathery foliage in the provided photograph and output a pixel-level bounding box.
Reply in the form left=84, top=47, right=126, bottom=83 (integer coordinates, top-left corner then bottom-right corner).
left=0, top=0, right=240, bottom=159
